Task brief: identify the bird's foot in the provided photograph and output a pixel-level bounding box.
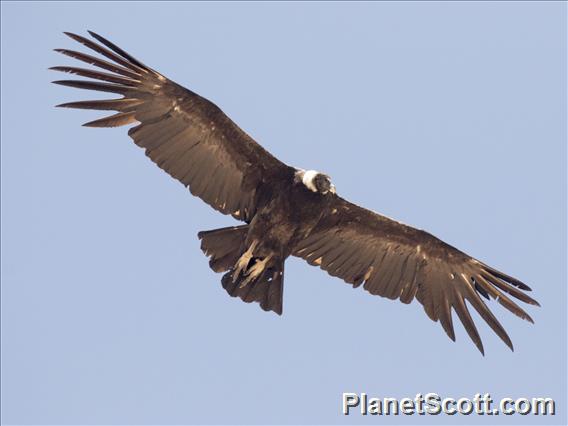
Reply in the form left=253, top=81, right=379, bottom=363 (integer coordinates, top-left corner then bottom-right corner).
left=232, top=241, right=258, bottom=283
left=239, top=255, right=273, bottom=288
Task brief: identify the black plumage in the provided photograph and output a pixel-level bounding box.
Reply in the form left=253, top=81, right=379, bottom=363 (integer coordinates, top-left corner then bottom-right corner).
left=52, top=31, right=539, bottom=354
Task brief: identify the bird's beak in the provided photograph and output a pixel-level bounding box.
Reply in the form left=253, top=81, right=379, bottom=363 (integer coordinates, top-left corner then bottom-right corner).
left=330, top=184, right=336, bottom=195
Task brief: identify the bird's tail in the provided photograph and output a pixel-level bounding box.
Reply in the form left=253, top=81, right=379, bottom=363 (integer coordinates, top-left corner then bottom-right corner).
left=198, top=226, right=284, bottom=315
left=198, top=225, right=249, bottom=273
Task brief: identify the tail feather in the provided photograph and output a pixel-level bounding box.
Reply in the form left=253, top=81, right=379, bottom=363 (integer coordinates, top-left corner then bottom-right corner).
left=221, top=261, right=284, bottom=315
left=198, top=225, right=284, bottom=314
left=198, top=225, right=248, bottom=272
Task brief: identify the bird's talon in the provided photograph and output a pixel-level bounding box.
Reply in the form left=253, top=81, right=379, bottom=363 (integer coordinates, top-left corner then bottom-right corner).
left=238, top=256, right=272, bottom=288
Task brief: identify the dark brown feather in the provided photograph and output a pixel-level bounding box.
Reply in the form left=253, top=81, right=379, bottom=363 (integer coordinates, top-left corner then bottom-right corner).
left=63, top=32, right=147, bottom=73
left=87, top=31, right=150, bottom=71
left=83, top=111, right=138, bottom=128
left=52, top=31, right=292, bottom=222
left=49, top=66, right=139, bottom=86
left=53, top=49, right=140, bottom=79
left=53, top=31, right=537, bottom=353
left=56, top=98, right=143, bottom=111
left=52, top=79, right=131, bottom=95
left=294, top=196, right=538, bottom=353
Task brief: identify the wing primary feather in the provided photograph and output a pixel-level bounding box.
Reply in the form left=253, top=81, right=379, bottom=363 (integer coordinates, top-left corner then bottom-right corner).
left=475, top=275, right=534, bottom=323
left=497, top=296, right=534, bottom=324
left=63, top=32, right=146, bottom=73
left=474, top=280, right=491, bottom=300
left=54, top=31, right=289, bottom=224
left=438, top=297, right=456, bottom=341
left=53, top=49, right=140, bottom=79
left=56, top=98, right=143, bottom=111
left=461, top=275, right=514, bottom=351
left=453, top=294, right=485, bottom=355
left=293, top=197, right=537, bottom=352
left=481, top=264, right=531, bottom=290
left=49, top=66, right=140, bottom=86
left=87, top=31, right=151, bottom=71
left=52, top=79, right=132, bottom=95
left=480, top=272, right=540, bottom=306
left=82, top=111, right=138, bottom=128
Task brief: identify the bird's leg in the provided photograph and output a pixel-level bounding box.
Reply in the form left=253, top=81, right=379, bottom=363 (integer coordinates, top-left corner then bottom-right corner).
left=232, top=240, right=258, bottom=283
left=239, top=255, right=273, bottom=288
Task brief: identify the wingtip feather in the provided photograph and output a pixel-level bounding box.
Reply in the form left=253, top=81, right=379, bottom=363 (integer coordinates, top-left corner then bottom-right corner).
left=81, top=111, right=137, bottom=128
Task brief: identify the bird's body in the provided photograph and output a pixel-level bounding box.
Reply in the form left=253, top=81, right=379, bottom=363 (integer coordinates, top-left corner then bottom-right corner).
left=52, top=31, right=539, bottom=354
left=245, top=172, right=331, bottom=258
left=200, top=168, right=337, bottom=313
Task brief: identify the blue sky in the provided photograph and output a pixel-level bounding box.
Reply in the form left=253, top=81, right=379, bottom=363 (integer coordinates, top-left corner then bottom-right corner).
left=1, top=2, right=566, bottom=424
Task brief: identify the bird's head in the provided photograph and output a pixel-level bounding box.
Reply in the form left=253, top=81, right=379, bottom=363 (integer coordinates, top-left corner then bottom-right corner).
left=295, top=169, right=336, bottom=195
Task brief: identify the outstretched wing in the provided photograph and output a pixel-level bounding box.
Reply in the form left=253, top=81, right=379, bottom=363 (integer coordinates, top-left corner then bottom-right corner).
left=52, top=31, right=292, bottom=222
left=294, top=196, right=539, bottom=354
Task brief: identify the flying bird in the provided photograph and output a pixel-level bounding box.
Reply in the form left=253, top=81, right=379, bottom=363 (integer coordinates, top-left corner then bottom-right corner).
left=52, top=31, right=539, bottom=354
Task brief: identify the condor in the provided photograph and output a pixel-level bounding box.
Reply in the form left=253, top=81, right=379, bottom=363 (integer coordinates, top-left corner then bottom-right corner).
left=52, top=31, right=539, bottom=354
